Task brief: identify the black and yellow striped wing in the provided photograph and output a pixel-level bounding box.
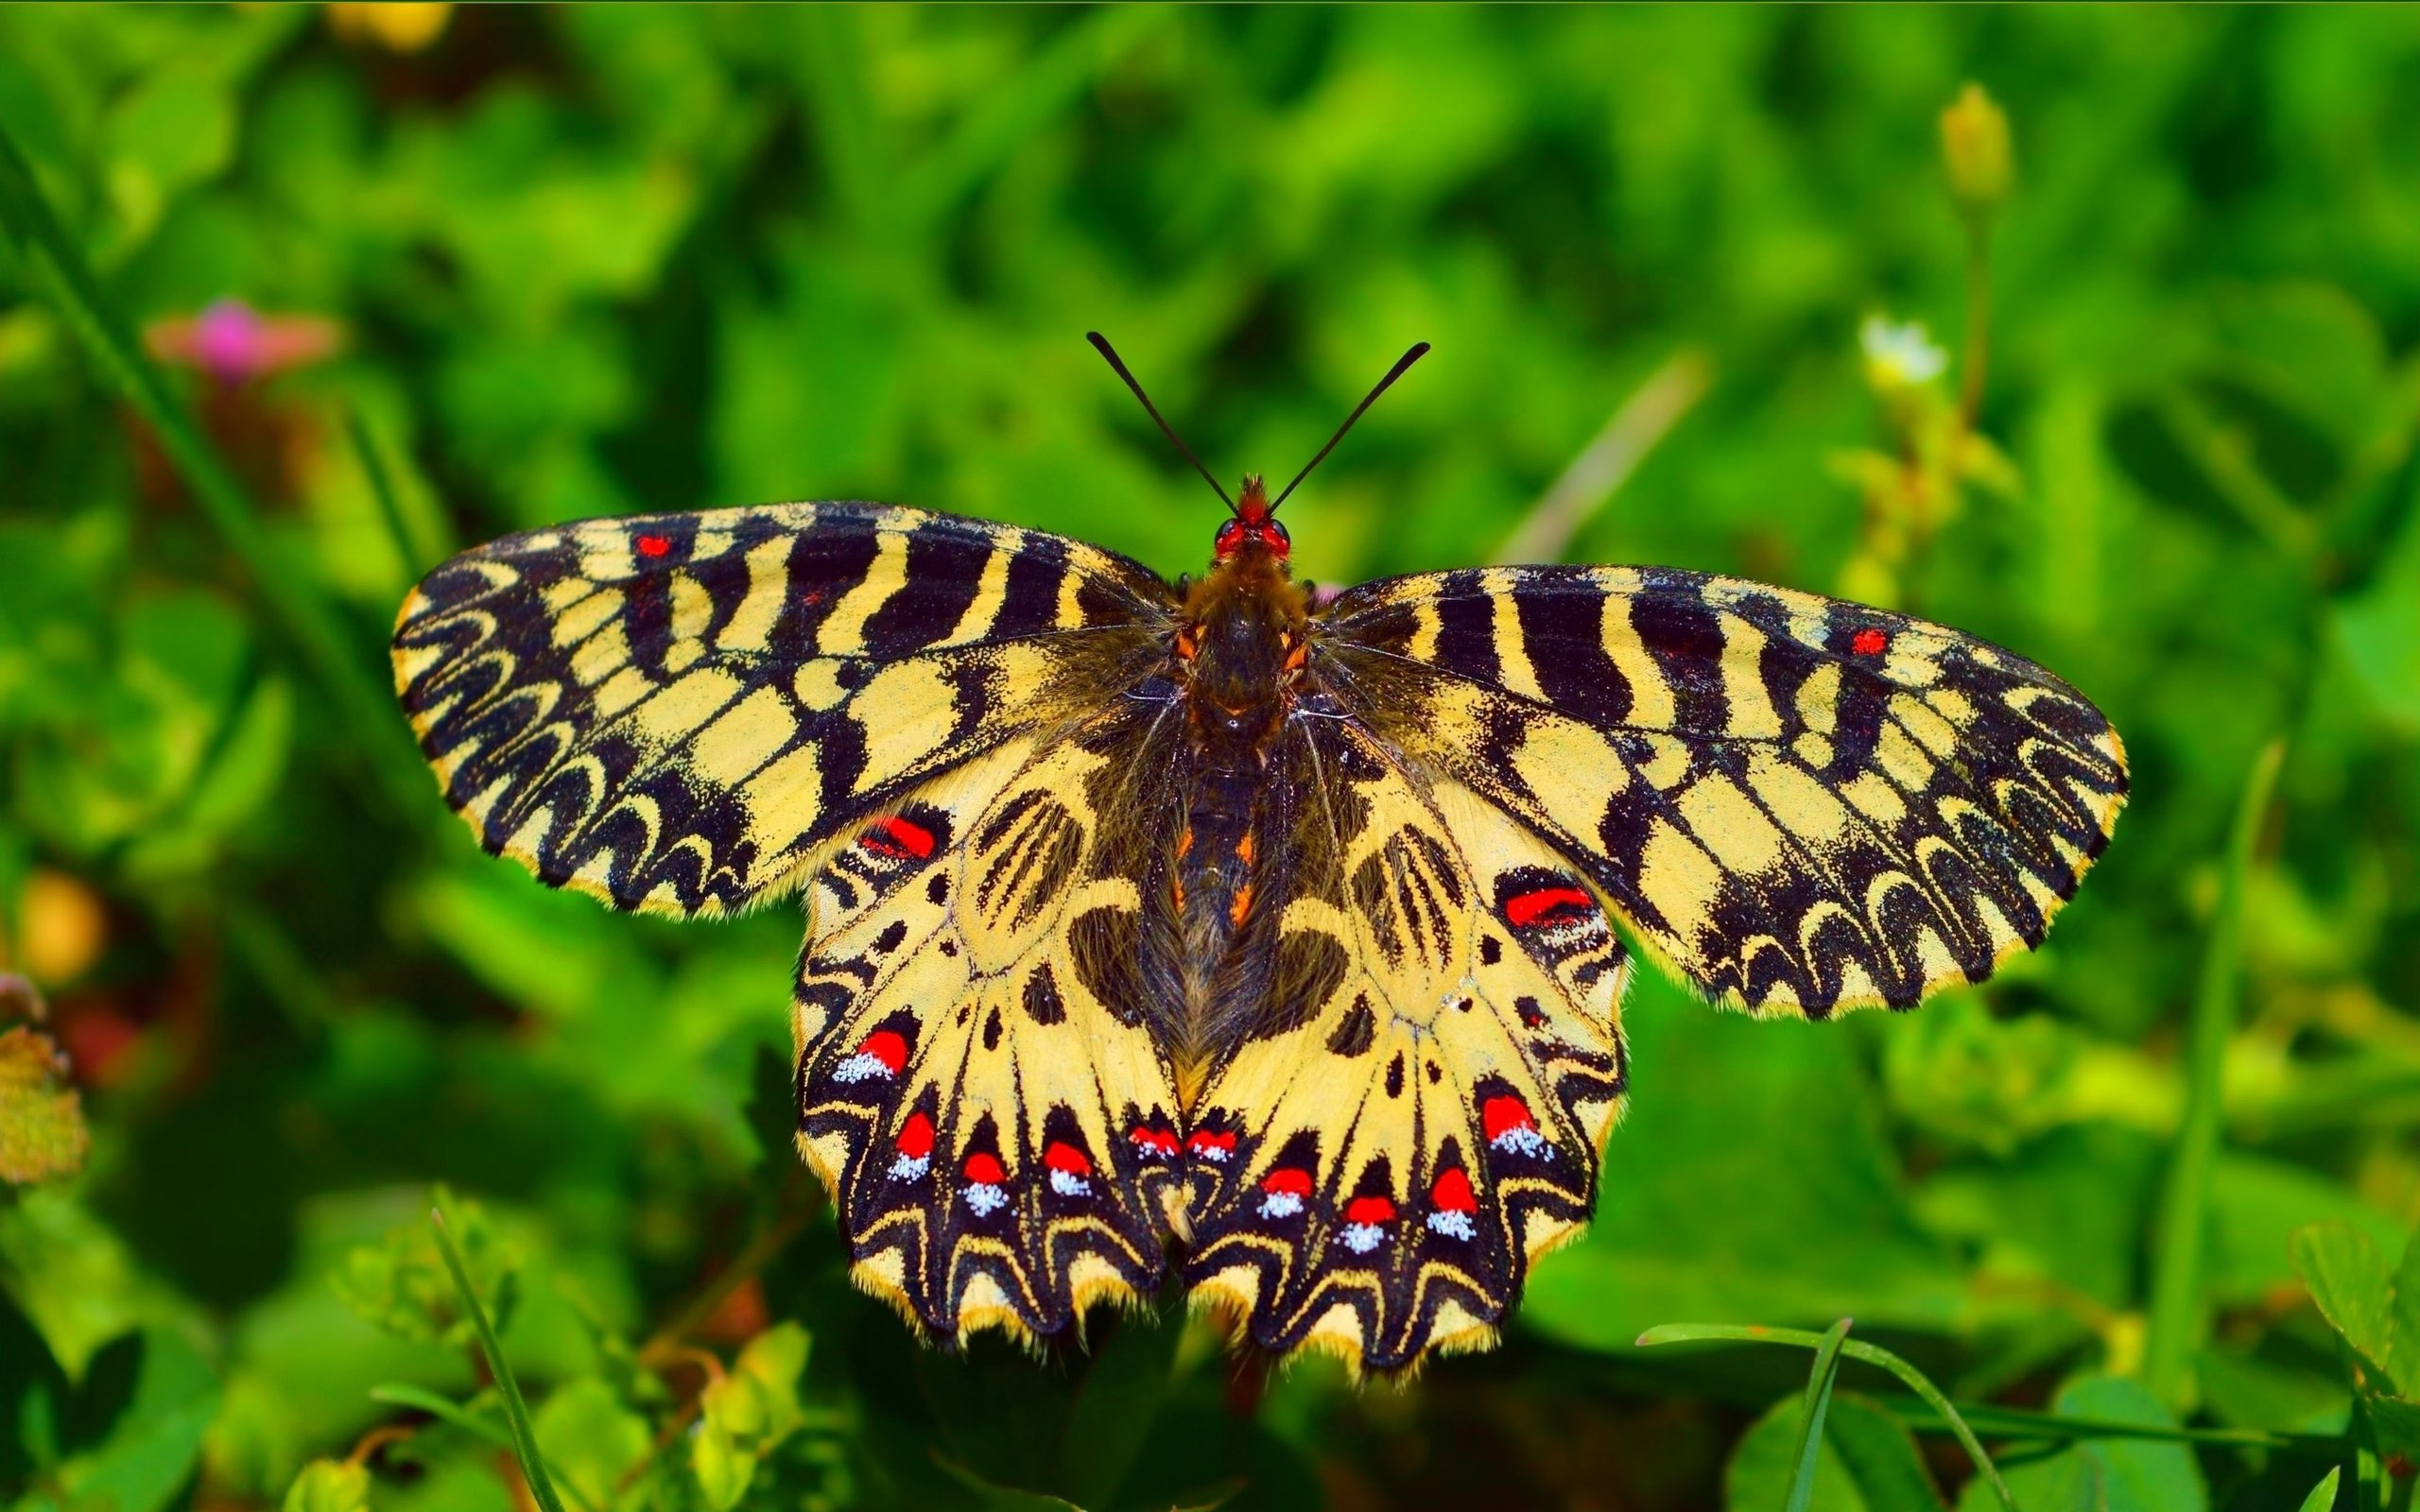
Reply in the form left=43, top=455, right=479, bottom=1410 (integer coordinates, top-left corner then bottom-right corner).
left=792, top=709, right=1188, bottom=1345
left=1183, top=712, right=1628, bottom=1371
left=395, top=503, right=1190, bottom=1344
left=1313, top=564, right=2129, bottom=1018
left=392, top=503, right=1172, bottom=917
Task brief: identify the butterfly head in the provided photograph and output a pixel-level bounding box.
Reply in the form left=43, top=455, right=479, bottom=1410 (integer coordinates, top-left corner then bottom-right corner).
left=1213, top=475, right=1291, bottom=561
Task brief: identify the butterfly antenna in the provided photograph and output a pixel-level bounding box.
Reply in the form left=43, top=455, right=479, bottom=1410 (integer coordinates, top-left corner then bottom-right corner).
left=1087, top=332, right=1235, bottom=511
left=1270, top=341, right=1431, bottom=510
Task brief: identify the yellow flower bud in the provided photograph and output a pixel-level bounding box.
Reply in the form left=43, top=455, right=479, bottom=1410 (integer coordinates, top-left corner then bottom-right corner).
left=326, top=3, right=452, bottom=54
left=1939, top=83, right=2013, bottom=215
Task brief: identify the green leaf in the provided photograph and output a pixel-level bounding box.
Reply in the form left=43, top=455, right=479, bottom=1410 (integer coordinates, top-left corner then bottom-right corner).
left=1524, top=971, right=1967, bottom=1344
left=2333, top=510, right=2420, bottom=732
left=2293, top=1223, right=2398, bottom=1389
left=99, top=60, right=235, bottom=239
left=533, top=1379, right=649, bottom=1512
left=1729, top=1387, right=1945, bottom=1512
left=0, top=1191, right=176, bottom=1380
left=691, top=1324, right=813, bottom=1509
left=2295, top=1465, right=2342, bottom=1512
left=1824, top=1395, right=1949, bottom=1512
left=1640, top=1324, right=2015, bottom=1512
left=691, top=1418, right=756, bottom=1512
left=2054, top=1376, right=2208, bottom=1512
left=1729, top=1394, right=1864, bottom=1512
left=1055, top=1312, right=1181, bottom=1509
left=50, top=1328, right=222, bottom=1512
left=1954, top=1376, right=2208, bottom=1512
left=932, top=1452, right=1089, bottom=1512
left=333, top=1189, right=519, bottom=1349
left=282, top=1458, right=372, bottom=1512
left=2360, top=1393, right=2420, bottom=1464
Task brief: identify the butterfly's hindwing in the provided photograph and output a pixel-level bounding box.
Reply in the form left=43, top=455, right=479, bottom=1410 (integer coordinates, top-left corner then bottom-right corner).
left=391, top=504, right=1172, bottom=916
left=1181, top=718, right=1629, bottom=1372
left=1316, top=566, right=2127, bottom=1018
left=795, top=714, right=1187, bottom=1343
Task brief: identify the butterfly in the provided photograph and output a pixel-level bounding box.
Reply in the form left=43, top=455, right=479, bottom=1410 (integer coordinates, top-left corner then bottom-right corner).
left=390, top=336, right=2127, bottom=1375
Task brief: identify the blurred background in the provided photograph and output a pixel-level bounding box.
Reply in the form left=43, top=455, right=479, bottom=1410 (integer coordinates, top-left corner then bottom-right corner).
left=3, top=7, right=2419, bottom=1510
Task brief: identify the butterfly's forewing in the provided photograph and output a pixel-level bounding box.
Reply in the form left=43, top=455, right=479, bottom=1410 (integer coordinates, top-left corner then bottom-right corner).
left=392, top=504, right=1171, bottom=917
left=1314, top=565, right=2128, bottom=1017
left=795, top=707, right=1190, bottom=1343
left=1182, top=713, right=1628, bottom=1372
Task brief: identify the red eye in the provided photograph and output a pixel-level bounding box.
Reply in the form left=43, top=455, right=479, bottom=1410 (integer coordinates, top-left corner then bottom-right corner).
left=1258, top=521, right=1290, bottom=558
left=1214, top=519, right=1247, bottom=558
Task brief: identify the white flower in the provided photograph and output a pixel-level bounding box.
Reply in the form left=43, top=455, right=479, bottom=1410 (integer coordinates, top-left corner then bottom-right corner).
left=1859, top=316, right=1948, bottom=392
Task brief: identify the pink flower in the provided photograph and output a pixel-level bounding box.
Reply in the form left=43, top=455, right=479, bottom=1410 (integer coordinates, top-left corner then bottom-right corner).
left=145, top=300, right=343, bottom=386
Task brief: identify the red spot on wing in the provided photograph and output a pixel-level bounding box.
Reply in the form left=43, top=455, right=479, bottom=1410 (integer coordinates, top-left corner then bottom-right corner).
left=1430, top=1166, right=1478, bottom=1213
left=1481, top=1094, right=1536, bottom=1143
left=859, top=816, right=937, bottom=860
left=635, top=533, right=672, bottom=558
left=1130, top=1124, right=1180, bottom=1158
left=1851, top=627, right=1889, bottom=656
left=1043, top=1141, right=1092, bottom=1177
left=1343, top=1194, right=1397, bottom=1226
left=1187, top=1129, right=1237, bottom=1159
left=856, top=1029, right=908, bottom=1076
left=1504, top=885, right=1594, bottom=928
left=963, top=1151, right=1007, bottom=1185
left=896, top=1110, right=934, bottom=1160
left=1260, top=1167, right=1313, bottom=1197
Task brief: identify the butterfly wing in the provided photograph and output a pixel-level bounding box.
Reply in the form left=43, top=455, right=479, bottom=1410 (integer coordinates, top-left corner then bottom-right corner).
left=796, top=702, right=1189, bottom=1343
left=1313, top=565, right=2128, bottom=1017
left=392, top=504, right=1172, bottom=916
left=1181, top=711, right=1628, bottom=1373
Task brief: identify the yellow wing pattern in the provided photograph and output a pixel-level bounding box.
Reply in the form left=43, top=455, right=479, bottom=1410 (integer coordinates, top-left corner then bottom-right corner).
left=1182, top=716, right=1628, bottom=1373
left=392, top=504, right=1170, bottom=917
left=1315, top=565, right=2128, bottom=1018
left=793, top=712, right=1188, bottom=1344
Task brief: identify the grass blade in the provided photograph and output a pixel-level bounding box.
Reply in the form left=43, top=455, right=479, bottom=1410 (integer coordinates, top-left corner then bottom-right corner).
left=1877, top=1394, right=2342, bottom=1454
left=1638, top=1323, right=2019, bottom=1512
left=2297, top=1465, right=2342, bottom=1512
left=429, top=1205, right=566, bottom=1512
left=349, top=409, right=451, bottom=576
left=0, top=114, right=427, bottom=814
left=1495, top=348, right=1712, bottom=566
left=2143, top=738, right=2286, bottom=1407
left=1782, top=1318, right=1852, bottom=1512
left=368, top=1383, right=514, bottom=1450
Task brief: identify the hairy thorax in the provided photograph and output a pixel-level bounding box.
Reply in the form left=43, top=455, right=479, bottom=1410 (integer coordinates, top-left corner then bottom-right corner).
left=1162, top=541, right=1310, bottom=1093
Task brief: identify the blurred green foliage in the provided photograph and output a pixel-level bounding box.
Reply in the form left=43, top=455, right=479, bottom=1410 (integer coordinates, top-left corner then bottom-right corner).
left=3, top=5, right=2420, bottom=1509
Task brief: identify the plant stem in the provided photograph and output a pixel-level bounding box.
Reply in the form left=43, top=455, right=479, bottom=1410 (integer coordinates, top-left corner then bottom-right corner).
left=2143, top=739, right=2285, bottom=1410
left=1959, top=216, right=1993, bottom=430
left=635, top=1206, right=805, bottom=1371
left=1637, top=1323, right=2020, bottom=1512
left=431, top=1206, right=568, bottom=1512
